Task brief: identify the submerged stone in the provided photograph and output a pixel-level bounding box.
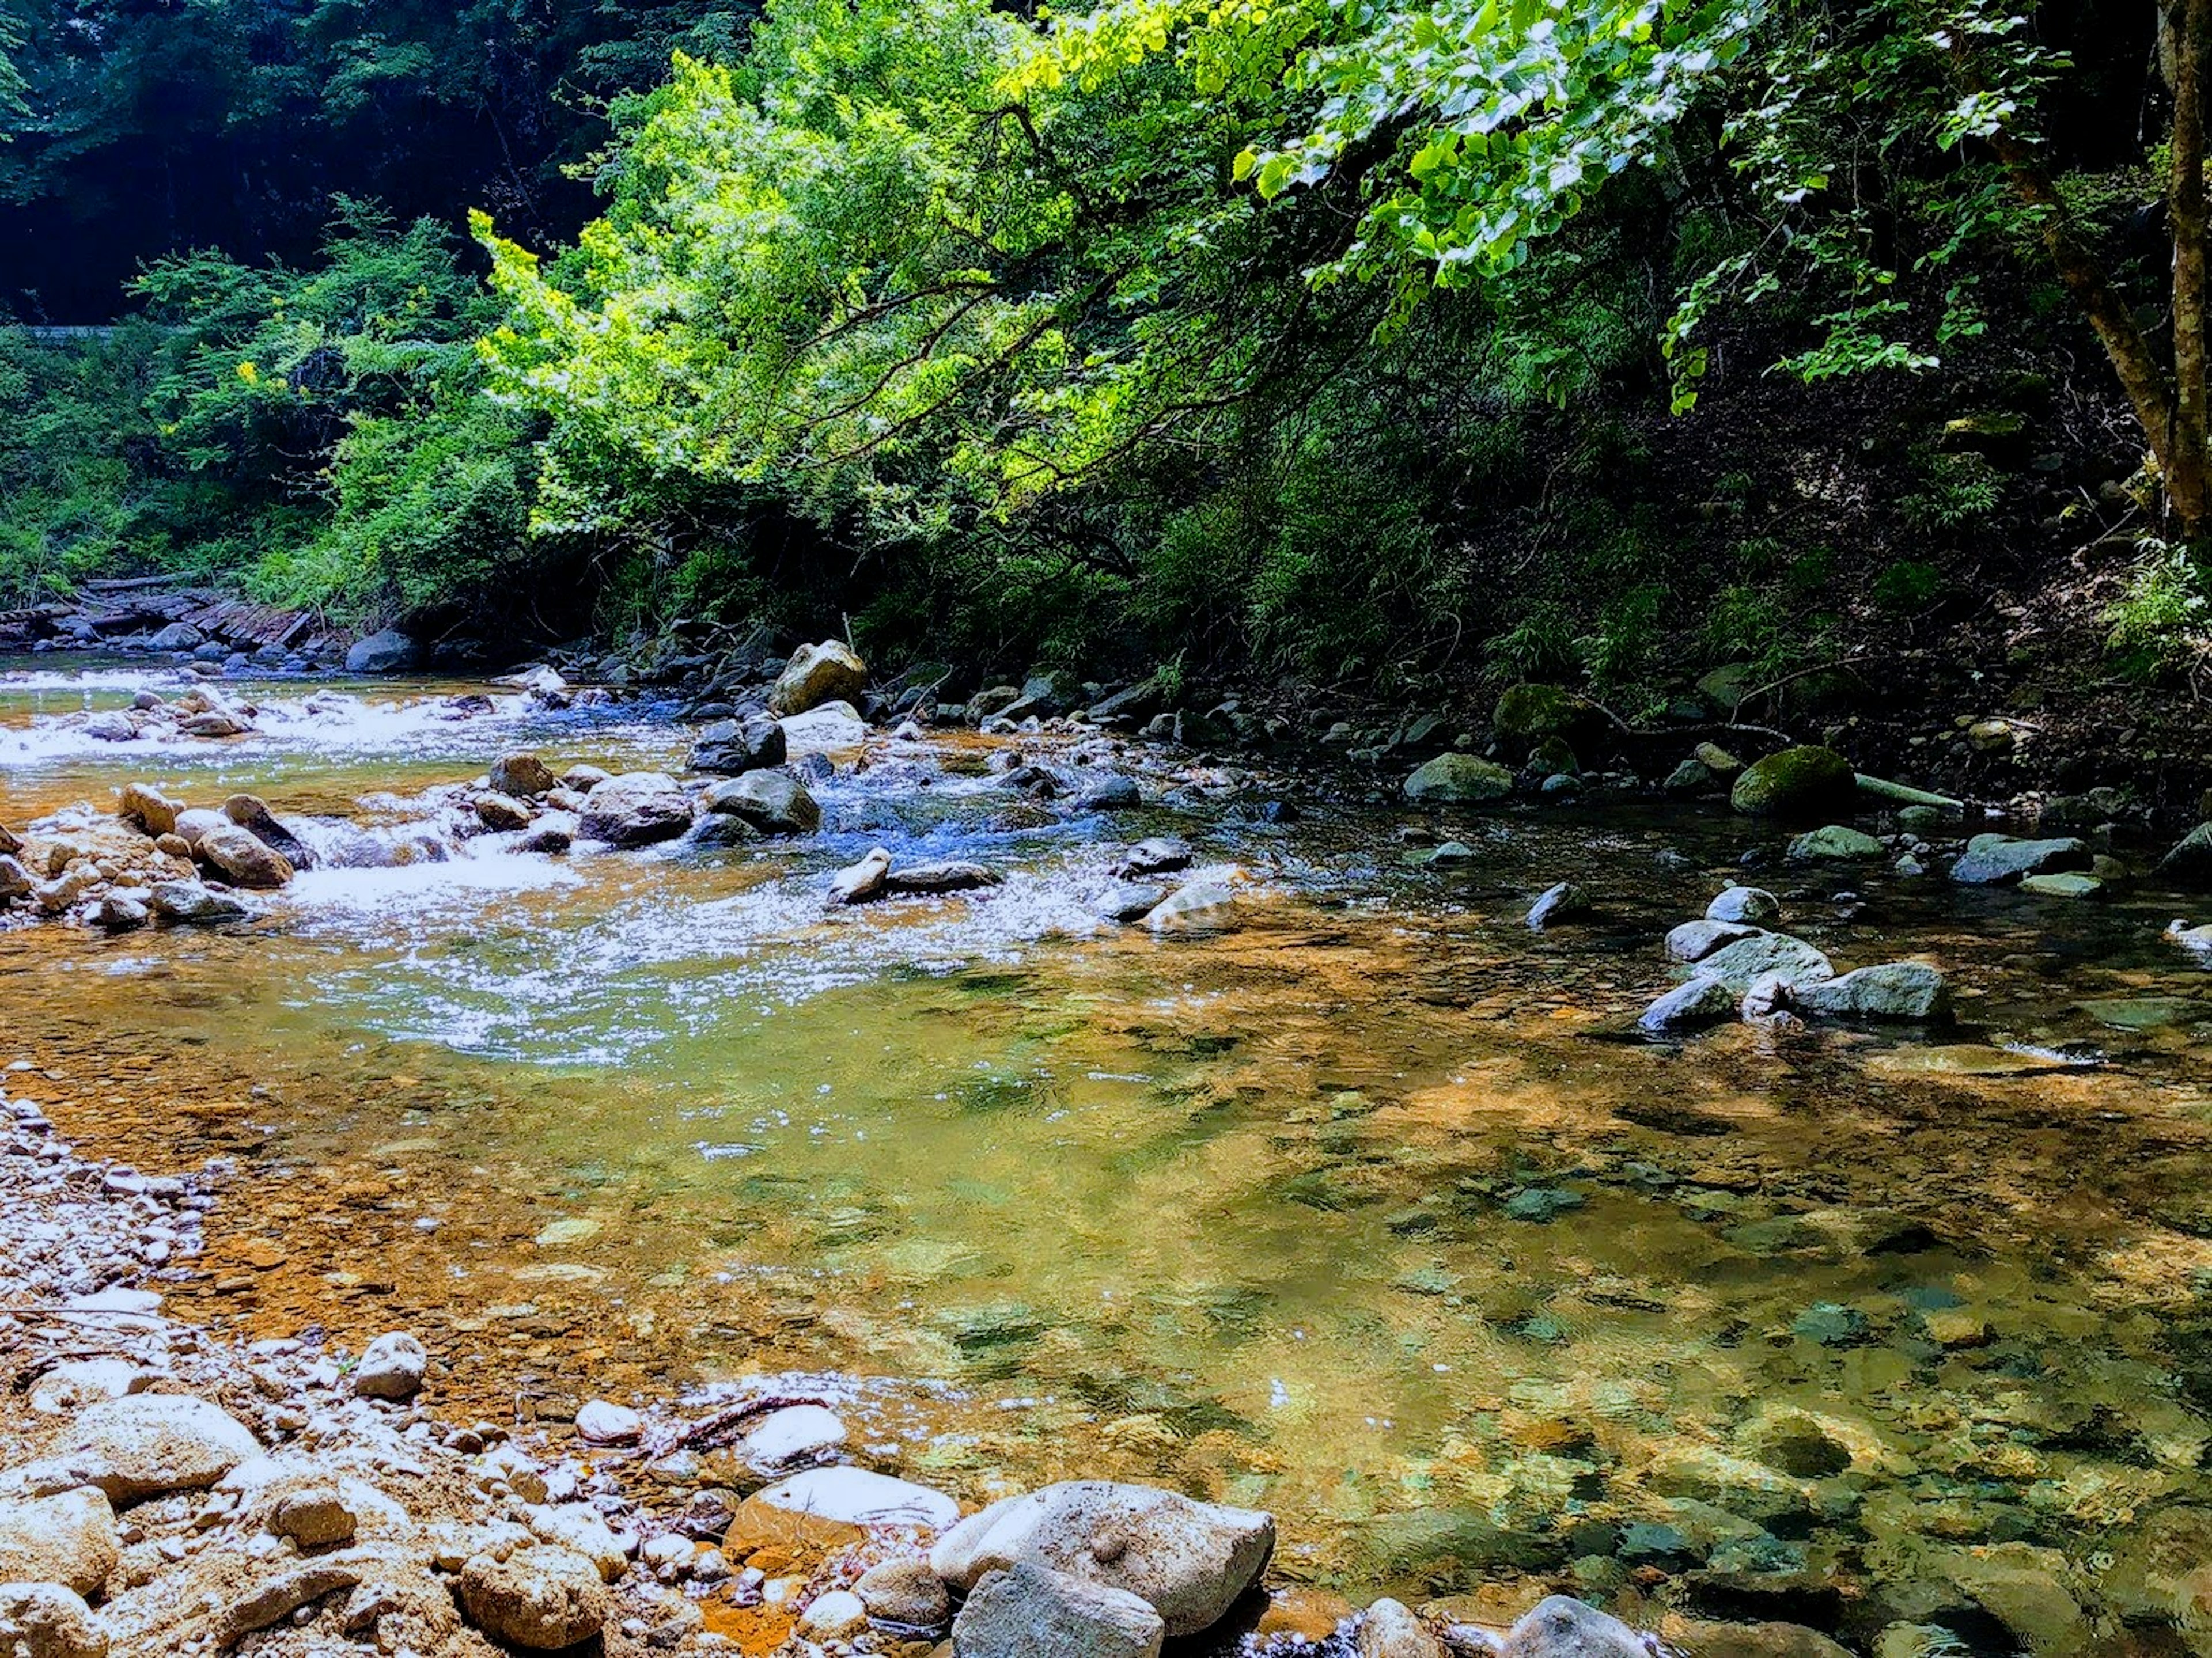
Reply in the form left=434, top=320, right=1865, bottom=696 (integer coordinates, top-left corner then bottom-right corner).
left=1787, top=825, right=1884, bottom=861
left=1404, top=753, right=1513, bottom=804
left=1949, top=834, right=2090, bottom=886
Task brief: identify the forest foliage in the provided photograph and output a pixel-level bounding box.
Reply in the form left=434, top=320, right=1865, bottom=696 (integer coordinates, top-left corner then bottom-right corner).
left=0, top=0, right=2187, bottom=690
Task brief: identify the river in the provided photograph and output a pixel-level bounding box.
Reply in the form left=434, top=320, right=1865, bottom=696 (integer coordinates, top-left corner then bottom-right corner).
left=4, top=657, right=2211, bottom=1652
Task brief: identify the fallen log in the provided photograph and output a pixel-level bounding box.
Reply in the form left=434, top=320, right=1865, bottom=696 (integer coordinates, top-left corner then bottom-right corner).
left=1854, top=772, right=1963, bottom=812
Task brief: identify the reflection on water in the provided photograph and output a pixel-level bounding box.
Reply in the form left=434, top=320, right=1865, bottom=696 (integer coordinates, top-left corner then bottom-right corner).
left=7, top=657, right=2212, bottom=1648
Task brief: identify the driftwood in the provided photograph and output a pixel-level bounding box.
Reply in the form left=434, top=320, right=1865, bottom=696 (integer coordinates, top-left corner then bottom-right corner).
left=597, top=1390, right=840, bottom=1464
left=81, top=574, right=184, bottom=593
left=1854, top=773, right=1964, bottom=811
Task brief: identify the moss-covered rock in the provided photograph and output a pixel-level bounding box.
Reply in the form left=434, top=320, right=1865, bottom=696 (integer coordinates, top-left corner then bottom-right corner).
left=1404, top=754, right=1513, bottom=804
left=1493, top=684, right=1603, bottom=754
left=1729, top=746, right=1856, bottom=819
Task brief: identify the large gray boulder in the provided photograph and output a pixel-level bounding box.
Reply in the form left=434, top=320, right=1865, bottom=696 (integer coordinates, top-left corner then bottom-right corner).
left=1404, top=754, right=1512, bottom=805
left=1639, top=976, right=1738, bottom=1034
left=1950, top=834, right=2091, bottom=886
left=690, top=713, right=787, bottom=775
left=1785, top=962, right=1950, bottom=1022
left=578, top=773, right=693, bottom=847
left=2158, top=822, right=2212, bottom=885
left=930, top=1481, right=1272, bottom=1638
left=1705, top=886, right=1778, bottom=926
left=147, top=881, right=249, bottom=925
left=779, top=700, right=869, bottom=755
left=1694, top=931, right=1834, bottom=993
left=50, top=1395, right=259, bottom=1503
left=769, top=641, right=867, bottom=715
left=699, top=770, right=820, bottom=835
left=1665, top=919, right=1758, bottom=963
left=195, top=824, right=294, bottom=889
left=344, top=629, right=420, bottom=675
left=0, top=1489, right=118, bottom=1597
left=950, top=1562, right=1164, bottom=1658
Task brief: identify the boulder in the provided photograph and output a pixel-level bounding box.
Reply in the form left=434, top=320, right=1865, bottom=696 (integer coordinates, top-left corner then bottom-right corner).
left=1787, top=825, right=1885, bottom=861
left=489, top=753, right=557, bottom=796
left=52, top=1395, right=259, bottom=1503
left=578, top=773, right=693, bottom=847
left=1706, top=886, right=1778, bottom=926
left=93, top=891, right=148, bottom=932
left=1639, top=976, right=1740, bottom=1034
left=268, top=1486, right=358, bottom=1549
left=562, top=764, right=611, bottom=793
left=1114, top=838, right=1191, bottom=879
left=1950, top=834, right=2091, bottom=886
left=1499, top=1595, right=1653, bottom=1657
left=474, top=793, right=533, bottom=832
left=950, top=1562, right=1165, bottom=1658
left=1730, top=747, right=1857, bottom=819
left=194, top=824, right=294, bottom=889
left=770, top=640, right=868, bottom=715
left=690, top=713, right=788, bottom=775
left=520, top=815, right=577, bottom=857
left=1077, top=774, right=1143, bottom=810
left=1695, top=931, right=1834, bottom=993
left=1665, top=919, right=1759, bottom=963
left=177, top=711, right=247, bottom=738
left=930, top=1481, right=1273, bottom=1638
left=344, top=630, right=420, bottom=674
left=147, top=621, right=204, bottom=653
left=0, top=855, right=30, bottom=904
left=1493, top=684, right=1605, bottom=753
left=854, top=1556, right=949, bottom=1629
left=1785, top=962, right=1950, bottom=1022
left=573, top=1401, right=641, bottom=1446
left=779, top=699, right=869, bottom=755
left=0, top=1489, right=118, bottom=1597
left=1359, top=1598, right=1448, bottom=1658
left=729, top=1468, right=957, bottom=1550
left=1526, top=882, right=1589, bottom=931
left=830, top=847, right=893, bottom=906
left=740, top=1405, right=847, bottom=1477
left=2158, top=822, right=2212, bottom=885
left=522, top=1504, right=628, bottom=1583
left=2020, top=871, right=2104, bottom=899
left=353, top=1332, right=428, bottom=1401
left=0, top=1583, right=105, bottom=1658
left=884, top=861, right=1004, bottom=896
left=147, top=881, right=248, bottom=925
left=172, top=807, right=225, bottom=849
left=796, top=1588, right=869, bottom=1641
left=457, top=1546, right=609, bottom=1650
left=1404, top=754, right=1513, bottom=805
left=699, top=770, right=820, bottom=835
left=219, top=795, right=316, bottom=870
left=116, top=783, right=180, bottom=839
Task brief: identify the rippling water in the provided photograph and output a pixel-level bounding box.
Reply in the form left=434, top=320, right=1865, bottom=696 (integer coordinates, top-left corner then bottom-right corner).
left=6, top=655, right=2212, bottom=1651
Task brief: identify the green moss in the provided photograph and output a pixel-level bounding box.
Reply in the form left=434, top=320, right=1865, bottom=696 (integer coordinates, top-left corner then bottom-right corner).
left=1494, top=682, right=1597, bottom=743
left=1730, top=745, right=1856, bottom=818
left=1404, top=753, right=1513, bottom=803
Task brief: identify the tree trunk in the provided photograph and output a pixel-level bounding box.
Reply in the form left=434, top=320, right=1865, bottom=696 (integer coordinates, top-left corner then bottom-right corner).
left=2167, top=0, right=2212, bottom=534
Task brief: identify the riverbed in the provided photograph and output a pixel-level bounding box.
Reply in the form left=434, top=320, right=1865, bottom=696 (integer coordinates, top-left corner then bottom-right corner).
left=5, top=657, right=2211, bottom=1652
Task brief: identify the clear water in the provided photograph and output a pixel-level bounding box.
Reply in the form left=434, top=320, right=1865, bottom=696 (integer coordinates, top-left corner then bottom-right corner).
left=6, top=656, right=2212, bottom=1649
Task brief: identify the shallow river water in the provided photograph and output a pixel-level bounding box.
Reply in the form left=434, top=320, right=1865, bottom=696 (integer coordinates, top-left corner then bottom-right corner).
left=6, top=659, right=2212, bottom=1651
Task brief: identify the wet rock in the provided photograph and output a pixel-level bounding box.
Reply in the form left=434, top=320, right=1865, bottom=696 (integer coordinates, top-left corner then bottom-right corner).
left=1695, top=931, right=1834, bottom=993
left=830, top=846, right=894, bottom=905
left=797, top=1588, right=869, bottom=1640
left=769, top=640, right=868, bottom=716
left=116, top=783, right=180, bottom=839
left=1665, top=757, right=1717, bottom=795
left=740, top=1405, right=847, bottom=1477
left=0, top=1489, right=119, bottom=1597
left=353, top=1332, right=427, bottom=1401
left=1730, top=747, right=1856, bottom=819
left=691, top=713, right=787, bottom=775
left=518, top=814, right=576, bottom=856
left=490, top=753, right=556, bottom=796
left=562, top=764, right=611, bottom=793
left=1404, top=754, right=1513, bottom=805
left=1498, top=1595, right=1653, bottom=1657
left=1639, top=976, right=1739, bottom=1034
left=1706, top=886, right=1778, bottom=925
left=854, top=1556, right=949, bottom=1628
left=1114, top=839, right=1191, bottom=879
left=1144, top=878, right=1242, bottom=930
left=1526, top=882, right=1589, bottom=931
left=474, top=792, right=533, bottom=832
left=344, top=629, right=420, bottom=674
left=578, top=773, right=694, bottom=847
left=179, top=709, right=251, bottom=739
left=83, top=713, right=138, bottom=742
left=1078, top=775, right=1143, bottom=810
left=458, top=1545, right=609, bottom=1649
left=780, top=699, right=870, bottom=754
left=52, top=1395, right=260, bottom=1503
left=1787, top=825, right=1884, bottom=862
left=0, top=855, right=31, bottom=904
left=1094, top=882, right=1168, bottom=924
left=1358, top=1598, right=1448, bottom=1658
left=147, top=621, right=203, bottom=653
left=2018, top=870, right=2103, bottom=899
left=951, top=1562, right=1165, bottom=1658
left=269, top=1485, right=358, bottom=1548
left=93, top=891, right=149, bottom=932
left=1948, top=834, right=2090, bottom=886
left=730, top=1467, right=957, bottom=1549
left=194, top=824, right=294, bottom=889
left=0, top=1582, right=105, bottom=1658
left=1665, top=919, right=1759, bottom=963
left=931, top=1480, right=1273, bottom=1638
left=885, top=861, right=1005, bottom=896
left=699, top=769, right=820, bottom=834
left=1494, top=684, right=1605, bottom=754
left=147, top=881, right=248, bottom=925
left=573, top=1400, right=641, bottom=1445
left=1786, top=962, right=1950, bottom=1022
left=172, top=807, right=224, bottom=849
